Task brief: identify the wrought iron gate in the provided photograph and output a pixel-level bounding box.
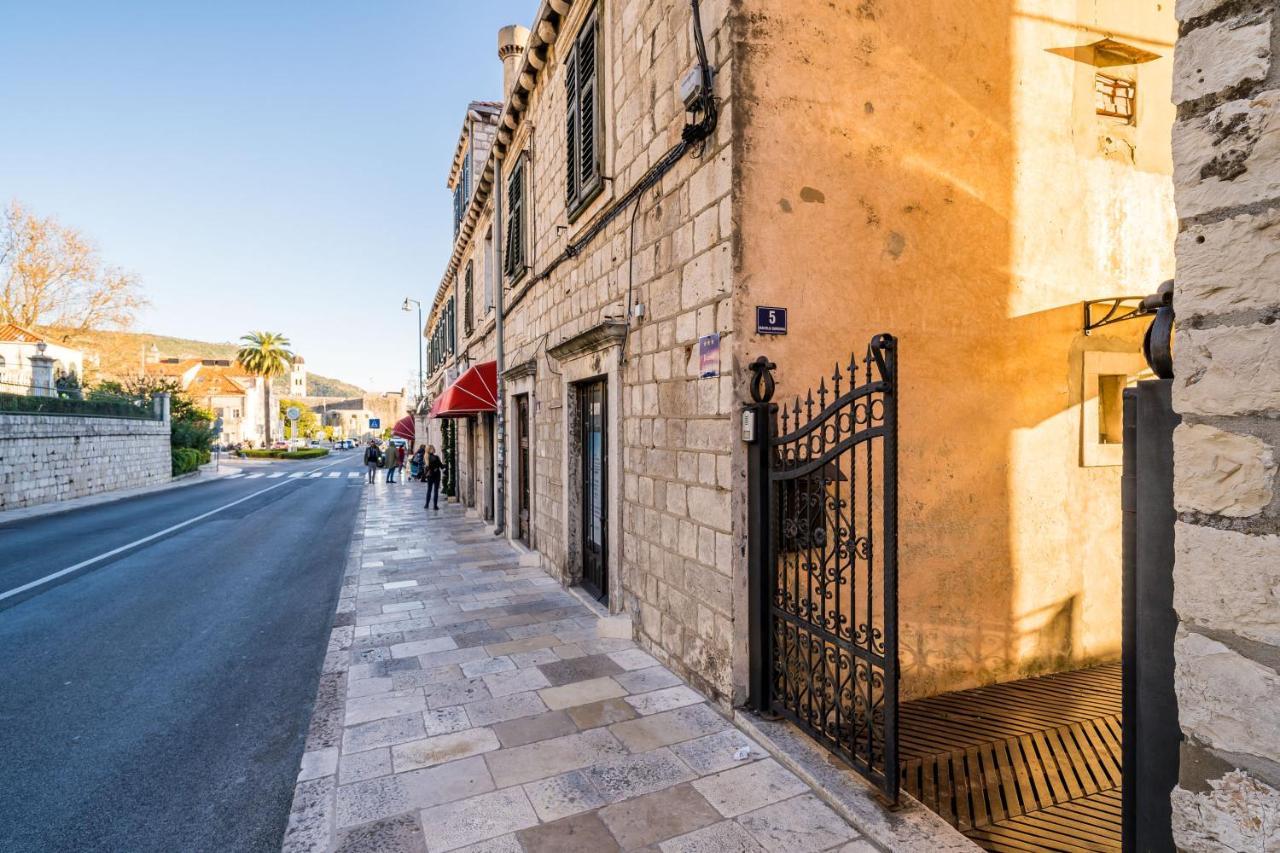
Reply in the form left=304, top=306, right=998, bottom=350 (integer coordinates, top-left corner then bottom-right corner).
left=746, top=334, right=899, bottom=801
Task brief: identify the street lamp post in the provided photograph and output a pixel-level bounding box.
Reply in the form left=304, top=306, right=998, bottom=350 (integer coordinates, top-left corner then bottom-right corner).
left=402, top=297, right=423, bottom=406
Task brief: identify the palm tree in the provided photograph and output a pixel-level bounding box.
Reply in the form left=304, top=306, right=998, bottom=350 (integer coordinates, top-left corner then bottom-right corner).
left=236, top=331, right=293, bottom=445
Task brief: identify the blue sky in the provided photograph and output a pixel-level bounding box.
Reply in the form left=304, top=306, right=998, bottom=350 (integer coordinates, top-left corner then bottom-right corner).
left=0, top=1, right=531, bottom=392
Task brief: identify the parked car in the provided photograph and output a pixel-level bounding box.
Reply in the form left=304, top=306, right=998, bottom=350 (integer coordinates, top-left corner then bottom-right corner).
left=271, top=440, right=288, bottom=450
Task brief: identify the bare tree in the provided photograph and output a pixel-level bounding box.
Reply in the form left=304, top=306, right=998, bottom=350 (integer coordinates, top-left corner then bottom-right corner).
left=0, top=200, right=147, bottom=333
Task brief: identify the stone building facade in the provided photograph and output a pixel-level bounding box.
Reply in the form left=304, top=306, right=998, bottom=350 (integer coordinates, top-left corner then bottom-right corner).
left=424, top=0, right=737, bottom=702
left=424, top=0, right=1180, bottom=701
left=1167, top=0, right=1280, bottom=847
left=144, top=356, right=267, bottom=447
left=0, top=323, right=85, bottom=395
left=420, top=0, right=1275, bottom=844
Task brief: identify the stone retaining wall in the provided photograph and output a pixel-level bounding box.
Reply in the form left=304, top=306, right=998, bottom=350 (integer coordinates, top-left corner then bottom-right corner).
left=1169, top=0, right=1280, bottom=847
left=0, top=413, right=172, bottom=511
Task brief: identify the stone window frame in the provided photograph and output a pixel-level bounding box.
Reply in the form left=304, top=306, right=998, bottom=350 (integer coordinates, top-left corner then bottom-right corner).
left=503, top=363, right=538, bottom=554
left=550, top=323, right=627, bottom=613
left=1081, top=349, right=1151, bottom=467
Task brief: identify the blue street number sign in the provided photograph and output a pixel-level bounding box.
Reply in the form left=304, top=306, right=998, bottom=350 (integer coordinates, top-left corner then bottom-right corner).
left=756, top=306, right=787, bottom=335
left=369, top=419, right=381, bottom=429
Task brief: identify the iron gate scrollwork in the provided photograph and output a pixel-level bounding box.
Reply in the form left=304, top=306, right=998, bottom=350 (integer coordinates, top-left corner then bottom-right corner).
left=746, top=334, right=899, bottom=802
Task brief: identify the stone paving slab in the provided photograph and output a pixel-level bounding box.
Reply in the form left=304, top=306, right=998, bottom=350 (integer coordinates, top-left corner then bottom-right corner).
left=282, top=482, right=878, bottom=852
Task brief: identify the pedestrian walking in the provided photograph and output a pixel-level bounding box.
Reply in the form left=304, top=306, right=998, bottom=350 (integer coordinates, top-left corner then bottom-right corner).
left=384, top=441, right=398, bottom=483
left=395, top=443, right=407, bottom=483
left=423, top=445, right=443, bottom=511
left=363, top=439, right=379, bottom=483
left=410, top=444, right=425, bottom=481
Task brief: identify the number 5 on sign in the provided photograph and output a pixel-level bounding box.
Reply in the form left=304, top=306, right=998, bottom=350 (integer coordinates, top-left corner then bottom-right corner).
left=756, top=306, right=787, bottom=335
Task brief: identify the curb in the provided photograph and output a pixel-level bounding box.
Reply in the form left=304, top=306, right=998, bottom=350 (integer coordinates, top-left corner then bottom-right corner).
left=732, top=712, right=978, bottom=852
left=0, top=464, right=240, bottom=527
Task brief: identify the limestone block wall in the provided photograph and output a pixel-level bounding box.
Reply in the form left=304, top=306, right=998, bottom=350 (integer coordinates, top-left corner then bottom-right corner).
left=494, top=0, right=738, bottom=701
left=1168, top=0, right=1280, bottom=848
left=0, top=413, right=171, bottom=511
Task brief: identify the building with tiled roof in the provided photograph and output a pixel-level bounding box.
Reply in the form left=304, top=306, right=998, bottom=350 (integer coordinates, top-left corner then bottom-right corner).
left=143, top=355, right=268, bottom=446
left=0, top=322, right=85, bottom=395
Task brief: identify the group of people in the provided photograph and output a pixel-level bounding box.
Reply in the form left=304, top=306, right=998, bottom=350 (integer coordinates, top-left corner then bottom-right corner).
left=362, top=439, right=444, bottom=511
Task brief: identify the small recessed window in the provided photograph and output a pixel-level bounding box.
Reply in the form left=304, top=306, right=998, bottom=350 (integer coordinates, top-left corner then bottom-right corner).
left=1097, top=374, right=1127, bottom=445
left=1095, top=73, right=1135, bottom=121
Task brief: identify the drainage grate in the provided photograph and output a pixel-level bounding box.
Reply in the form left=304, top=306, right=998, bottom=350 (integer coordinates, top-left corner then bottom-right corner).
left=900, top=664, right=1122, bottom=850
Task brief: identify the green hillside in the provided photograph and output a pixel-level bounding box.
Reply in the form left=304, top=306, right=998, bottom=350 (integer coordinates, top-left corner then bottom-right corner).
left=38, top=327, right=365, bottom=398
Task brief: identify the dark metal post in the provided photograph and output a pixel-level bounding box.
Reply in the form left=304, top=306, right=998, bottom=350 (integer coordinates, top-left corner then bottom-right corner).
left=746, top=357, right=776, bottom=712
left=1122, top=379, right=1181, bottom=851
left=879, top=334, right=900, bottom=804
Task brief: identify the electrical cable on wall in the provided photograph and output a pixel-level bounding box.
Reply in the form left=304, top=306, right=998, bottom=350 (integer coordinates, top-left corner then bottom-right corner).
left=528, top=0, right=719, bottom=291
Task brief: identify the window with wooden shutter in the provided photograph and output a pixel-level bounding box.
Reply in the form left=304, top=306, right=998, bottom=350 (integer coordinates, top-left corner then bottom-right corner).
left=463, top=262, right=474, bottom=335
left=565, top=7, right=602, bottom=218
left=445, top=297, right=455, bottom=356
left=452, top=183, right=464, bottom=238
left=504, top=158, right=526, bottom=282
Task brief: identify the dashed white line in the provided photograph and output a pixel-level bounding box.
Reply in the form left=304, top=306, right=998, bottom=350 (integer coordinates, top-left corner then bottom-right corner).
left=245, top=473, right=264, bottom=479
left=267, top=472, right=285, bottom=479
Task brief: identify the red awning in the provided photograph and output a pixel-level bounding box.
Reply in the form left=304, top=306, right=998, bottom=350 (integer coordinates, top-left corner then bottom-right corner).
left=429, top=360, right=498, bottom=418
left=392, top=415, right=415, bottom=441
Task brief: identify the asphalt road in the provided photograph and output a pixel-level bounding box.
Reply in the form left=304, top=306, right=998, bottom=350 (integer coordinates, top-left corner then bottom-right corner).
left=0, top=451, right=370, bottom=852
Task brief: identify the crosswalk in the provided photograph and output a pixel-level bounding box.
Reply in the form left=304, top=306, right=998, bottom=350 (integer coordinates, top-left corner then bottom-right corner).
left=219, top=468, right=368, bottom=482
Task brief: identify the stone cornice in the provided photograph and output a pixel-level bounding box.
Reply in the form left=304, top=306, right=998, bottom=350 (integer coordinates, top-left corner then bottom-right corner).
left=447, top=102, right=501, bottom=190
left=547, top=321, right=627, bottom=362
left=503, top=359, right=537, bottom=380
left=427, top=0, right=576, bottom=325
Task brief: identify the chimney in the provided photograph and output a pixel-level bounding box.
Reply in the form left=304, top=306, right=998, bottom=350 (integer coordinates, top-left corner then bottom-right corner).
left=498, top=25, right=530, bottom=99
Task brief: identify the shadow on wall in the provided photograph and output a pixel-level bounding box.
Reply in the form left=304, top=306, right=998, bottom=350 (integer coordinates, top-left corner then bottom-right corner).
left=735, top=0, right=1157, bottom=699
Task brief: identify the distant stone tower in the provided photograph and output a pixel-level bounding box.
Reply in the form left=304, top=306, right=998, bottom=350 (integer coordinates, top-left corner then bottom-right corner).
left=289, top=355, right=307, bottom=397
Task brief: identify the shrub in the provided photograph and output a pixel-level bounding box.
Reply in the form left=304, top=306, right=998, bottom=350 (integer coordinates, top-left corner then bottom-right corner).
left=235, top=448, right=329, bottom=460
left=280, top=448, right=329, bottom=459
left=172, top=447, right=202, bottom=476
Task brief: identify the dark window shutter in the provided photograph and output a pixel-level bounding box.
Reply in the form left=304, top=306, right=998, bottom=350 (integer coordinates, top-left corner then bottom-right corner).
left=452, top=183, right=463, bottom=236
left=577, top=15, right=598, bottom=193
left=565, top=51, right=579, bottom=206
left=504, top=161, right=525, bottom=279
left=565, top=8, right=601, bottom=214
left=447, top=297, right=455, bottom=354
left=464, top=263, right=474, bottom=335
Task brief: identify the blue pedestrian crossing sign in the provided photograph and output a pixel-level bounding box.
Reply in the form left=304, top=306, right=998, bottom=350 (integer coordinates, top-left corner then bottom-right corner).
left=369, top=419, right=381, bottom=429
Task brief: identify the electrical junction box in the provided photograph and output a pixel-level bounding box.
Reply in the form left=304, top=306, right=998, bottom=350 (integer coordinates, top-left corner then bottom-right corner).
left=679, top=64, right=710, bottom=109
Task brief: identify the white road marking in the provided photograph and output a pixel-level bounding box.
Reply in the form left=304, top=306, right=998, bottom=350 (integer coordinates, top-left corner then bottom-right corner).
left=327, top=472, right=340, bottom=478
left=347, top=472, right=361, bottom=478
left=245, top=473, right=264, bottom=479
left=267, top=472, right=285, bottom=479
left=289, top=472, right=305, bottom=479
left=308, top=472, right=323, bottom=479
left=0, top=478, right=297, bottom=604
left=224, top=473, right=244, bottom=479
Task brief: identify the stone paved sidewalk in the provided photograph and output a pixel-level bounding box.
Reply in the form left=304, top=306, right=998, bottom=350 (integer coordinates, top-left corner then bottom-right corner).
left=283, top=480, right=877, bottom=853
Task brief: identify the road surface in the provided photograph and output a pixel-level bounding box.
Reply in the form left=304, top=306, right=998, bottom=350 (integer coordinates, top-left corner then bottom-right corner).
left=0, top=451, right=375, bottom=852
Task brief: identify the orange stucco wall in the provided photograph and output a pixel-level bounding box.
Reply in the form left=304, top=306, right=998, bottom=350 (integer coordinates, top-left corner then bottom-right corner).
left=732, top=0, right=1176, bottom=698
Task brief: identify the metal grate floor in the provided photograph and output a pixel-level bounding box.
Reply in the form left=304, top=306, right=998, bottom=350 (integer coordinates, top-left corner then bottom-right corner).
left=901, top=664, right=1122, bottom=852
